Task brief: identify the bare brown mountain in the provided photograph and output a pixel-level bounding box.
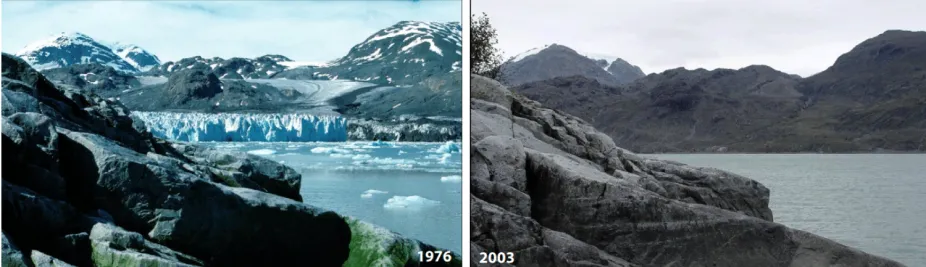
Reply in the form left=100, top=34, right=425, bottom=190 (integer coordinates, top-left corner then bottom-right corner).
left=511, top=30, right=926, bottom=153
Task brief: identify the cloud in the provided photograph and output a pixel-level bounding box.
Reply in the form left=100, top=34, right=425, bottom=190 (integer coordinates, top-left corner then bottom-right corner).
left=2, top=1, right=461, bottom=62
left=472, top=0, right=926, bottom=76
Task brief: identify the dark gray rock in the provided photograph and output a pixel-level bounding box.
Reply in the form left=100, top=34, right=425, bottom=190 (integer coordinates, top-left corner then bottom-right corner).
left=57, top=129, right=351, bottom=266
left=604, top=58, right=645, bottom=85
left=2, top=180, right=98, bottom=251
left=165, top=69, right=222, bottom=104
left=2, top=53, right=157, bottom=153
left=45, top=233, right=91, bottom=267
left=41, top=63, right=141, bottom=93
left=169, top=143, right=303, bottom=201
left=2, top=113, right=67, bottom=200
left=469, top=74, right=906, bottom=267
left=2, top=233, right=32, bottom=267
left=89, top=223, right=201, bottom=267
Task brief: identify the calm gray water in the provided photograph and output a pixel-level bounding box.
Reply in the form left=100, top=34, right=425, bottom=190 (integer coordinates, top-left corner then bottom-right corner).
left=651, top=154, right=926, bottom=266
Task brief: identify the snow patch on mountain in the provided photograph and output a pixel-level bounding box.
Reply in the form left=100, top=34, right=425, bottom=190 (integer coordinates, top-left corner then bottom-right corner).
left=110, top=42, right=161, bottom=71
left=509, top=44, right=550, bottom=63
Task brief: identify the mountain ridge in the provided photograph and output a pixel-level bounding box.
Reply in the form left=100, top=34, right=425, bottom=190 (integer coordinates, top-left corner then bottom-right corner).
left=509, top=29, right=926, bottom=153
left=14, top=32, right=159, bottom=73
left=499, top=44, right=646, bottom=87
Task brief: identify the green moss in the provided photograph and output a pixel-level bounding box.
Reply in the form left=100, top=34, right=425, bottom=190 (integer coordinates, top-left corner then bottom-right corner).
left=211, top=171, right=241, bottom=187
left=91, top=241, right=179, bottom=267
left=342, top=217, right=416, bottom=267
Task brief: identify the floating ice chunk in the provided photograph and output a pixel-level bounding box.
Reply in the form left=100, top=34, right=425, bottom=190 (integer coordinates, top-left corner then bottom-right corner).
left=370, top=140, right=391, bottom=147
left=383, top=195, right=440, bottom=210
left=329, top=153, right=356, bottom=158
left=439, top=153, right=452, bottom=164
left=310, top=147, right=352, bottom=154
left=361, top=189, right=388, bottom=199
left=440, top=175, right=462, bottom=183
left=434, top=141, right=461, bottom=153
left=246, top=149, right=276, bottom=155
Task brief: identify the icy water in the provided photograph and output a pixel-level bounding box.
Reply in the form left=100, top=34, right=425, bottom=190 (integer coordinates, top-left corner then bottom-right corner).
left=203, top=141, right=463, bottom=253
left=651, top=154, right=926, bottom=266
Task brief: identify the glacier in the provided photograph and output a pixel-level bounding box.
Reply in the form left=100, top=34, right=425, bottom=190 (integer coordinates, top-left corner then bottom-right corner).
left=132, top=112, right=348, bottom=142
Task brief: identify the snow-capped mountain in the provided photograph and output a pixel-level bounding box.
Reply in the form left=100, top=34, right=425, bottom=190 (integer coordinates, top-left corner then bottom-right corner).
left=14, top=32, right=157, bottom=73
left=150, top=55, right=292, bottom=79
left=500, top=44, right=645, bottom=86
left=110, top=42, right=161, bottom=72
left=277, top=21, right=462, bottom=85
left=499, top=44, right=621, bottom=86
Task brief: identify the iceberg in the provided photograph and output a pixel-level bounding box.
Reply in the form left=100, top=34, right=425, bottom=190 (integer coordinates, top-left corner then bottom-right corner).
left=434, top=141, right=461, bottom=153
left=383, top=196, right=440, bottom=210
left=440, top=175, right=462, bottom=183
left=132, top=112, right=348, bottom=142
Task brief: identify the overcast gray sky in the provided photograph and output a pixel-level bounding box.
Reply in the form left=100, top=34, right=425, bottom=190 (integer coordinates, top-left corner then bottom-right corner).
left=3, top=1, right=460, bottom=62
left=472, top=0, right=926, bottom=77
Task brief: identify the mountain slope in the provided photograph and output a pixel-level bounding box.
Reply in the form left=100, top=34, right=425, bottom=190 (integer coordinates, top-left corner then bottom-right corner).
left=40, top=63, right=141, bottom=93
left=605, top=58, right=646, bottom=84
left=513, top=65, right=804, bottom=152
left=276, top=21, right=463, bottom=85
left=764, top=29, right=926, bottom=151
left=509, top=30, right=926, bottom=152
left=499, top=44, right=623, bottom=87
left=14, top=32, right=155, bottom=73
left=110, top=42, right=162, bottom=71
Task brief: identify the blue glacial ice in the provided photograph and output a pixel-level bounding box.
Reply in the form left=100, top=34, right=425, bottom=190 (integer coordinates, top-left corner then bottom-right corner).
left=132, top=112, right=348, bottom=142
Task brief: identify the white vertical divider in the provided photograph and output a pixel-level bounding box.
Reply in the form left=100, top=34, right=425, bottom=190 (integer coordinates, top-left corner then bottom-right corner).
left=460, top=0, right=472, bottom=265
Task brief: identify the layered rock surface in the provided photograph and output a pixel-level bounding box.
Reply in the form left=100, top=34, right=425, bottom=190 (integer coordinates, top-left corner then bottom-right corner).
left=1, top=52, right=459, bottom=267
left=470, top=75, right=904, bottom=267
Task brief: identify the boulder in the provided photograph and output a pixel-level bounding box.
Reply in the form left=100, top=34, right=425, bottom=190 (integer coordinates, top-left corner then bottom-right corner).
left=343, top=218, right=461, bottom=267
left=30, top=251, right=75, bottom=267
left=170, top=143, right=303, bottom=201
left=2, top=233, right=32, bottom=267
left=89, top=223, right=201, bottom=267
left=56, top=130, right=351, bottom=266
left=2, top=113, right=67, bottom=200
left=1, top=180, right=98, bottom=251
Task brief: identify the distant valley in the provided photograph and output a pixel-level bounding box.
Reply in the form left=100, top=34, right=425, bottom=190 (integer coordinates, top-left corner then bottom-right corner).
left=503, top=30, right=926, bottom=153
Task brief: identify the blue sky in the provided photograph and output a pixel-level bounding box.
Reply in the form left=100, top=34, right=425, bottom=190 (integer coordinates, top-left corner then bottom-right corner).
left=2, top=1, right=460, bottom=62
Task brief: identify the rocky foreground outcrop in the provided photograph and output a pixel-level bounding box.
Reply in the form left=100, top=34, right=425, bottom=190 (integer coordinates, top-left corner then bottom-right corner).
left=1, top=53, right=459, bottom=267
left=470, top=75, right=904, bottom=267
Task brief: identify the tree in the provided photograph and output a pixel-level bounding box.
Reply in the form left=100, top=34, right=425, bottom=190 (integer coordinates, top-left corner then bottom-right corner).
left=471, top=12, right=503, bottom=78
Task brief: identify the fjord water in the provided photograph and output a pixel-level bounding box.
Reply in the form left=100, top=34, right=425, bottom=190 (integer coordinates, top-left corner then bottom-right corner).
left=203, top=141, right=463, bottom=253
left=651, top=154, right=926, bottom=266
